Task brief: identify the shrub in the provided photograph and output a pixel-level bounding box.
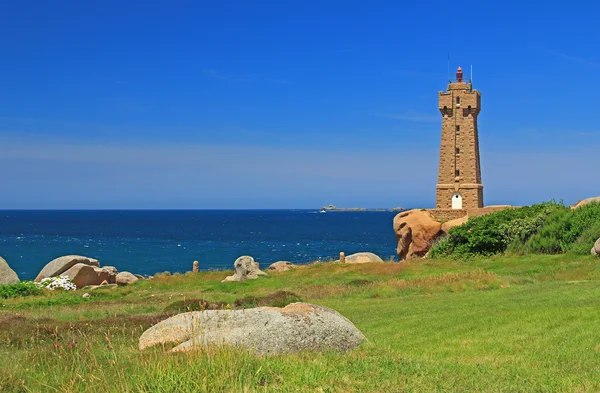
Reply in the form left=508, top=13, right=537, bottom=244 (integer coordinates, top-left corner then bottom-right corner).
left=429, top=201, right=563, bottom=258
left=572, top=221, right=600, bottom=254
left=0, top=281, right=43, bottom=299
left=523, top=202, right=600, bottom=254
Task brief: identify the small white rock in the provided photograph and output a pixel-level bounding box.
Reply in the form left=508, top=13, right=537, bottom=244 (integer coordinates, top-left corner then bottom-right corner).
left=82, top=293, right=90, bottom=298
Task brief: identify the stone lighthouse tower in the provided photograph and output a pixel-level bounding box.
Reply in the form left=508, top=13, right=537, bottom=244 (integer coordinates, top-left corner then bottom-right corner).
left=436, top=66, right=483, bottom=210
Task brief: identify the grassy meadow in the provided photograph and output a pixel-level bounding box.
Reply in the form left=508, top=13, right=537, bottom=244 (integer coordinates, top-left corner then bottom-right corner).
left=1, top=253, right=600, bottom=392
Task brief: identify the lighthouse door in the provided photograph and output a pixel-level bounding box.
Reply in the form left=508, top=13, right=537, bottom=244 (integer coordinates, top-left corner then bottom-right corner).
left=452, top=193, right=463, bottom=209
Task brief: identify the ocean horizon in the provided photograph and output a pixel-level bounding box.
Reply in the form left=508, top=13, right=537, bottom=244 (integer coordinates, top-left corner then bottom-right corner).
left=0, top=209, right=400, bottom=280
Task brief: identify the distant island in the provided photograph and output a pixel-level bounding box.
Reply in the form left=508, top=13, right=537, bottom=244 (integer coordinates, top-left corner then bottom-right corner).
left=319, top=204, right=405, bottom=212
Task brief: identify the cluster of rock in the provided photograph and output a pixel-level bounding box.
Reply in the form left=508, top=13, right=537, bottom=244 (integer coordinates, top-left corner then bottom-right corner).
left=139, top=302, right=366, bottom=355
left=393, top=209, right=467, bottom=260
left=222, top=252, right=388, bottom=283
left=32, top=255, right=143, bottom=289
left=0, top=254, right=143, bottom=288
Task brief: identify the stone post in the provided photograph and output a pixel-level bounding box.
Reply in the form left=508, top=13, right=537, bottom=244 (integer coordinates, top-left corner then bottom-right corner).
left=193, top=261, right=199, bottom=273
left=339, top=252, right=345, bottom=263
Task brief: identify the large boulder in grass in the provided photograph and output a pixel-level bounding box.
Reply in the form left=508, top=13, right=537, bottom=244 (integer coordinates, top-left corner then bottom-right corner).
left=0, top=257, right=19, bottom=285
left=267, top=261, right=296, bottom=272
left=61, top=264, right=117, bottom=289
left=572, top=196, right=600, bottom=209
left=139, top=303, right=366, bottom=355
left=592, top=238, right=600, bottom=257
left=342, top=252, right=384, bottom=264
left=116, top=271, right=139, bottom=286
left=35, top=255, right=99, bottom=282
left=393, top=210, right=442, bottom=260
left=222, top=256, right=267, bottom=282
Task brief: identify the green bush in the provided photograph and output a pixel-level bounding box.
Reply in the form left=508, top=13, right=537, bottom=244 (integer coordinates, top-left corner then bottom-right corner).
left=523, top=202, right=600, bottom=254
left=430, top=201, right=563, bottom=258
left=0, top=281, right=43, bottom=299
left=572, top=221, right=600, bottom=254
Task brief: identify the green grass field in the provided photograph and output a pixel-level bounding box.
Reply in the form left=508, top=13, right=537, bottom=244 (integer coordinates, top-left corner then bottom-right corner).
left=2, top=254, right=600, bottom=392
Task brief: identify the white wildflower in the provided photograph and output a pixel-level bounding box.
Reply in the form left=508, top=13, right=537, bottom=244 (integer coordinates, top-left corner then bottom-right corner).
left=35, top=276, right=77, bottom=291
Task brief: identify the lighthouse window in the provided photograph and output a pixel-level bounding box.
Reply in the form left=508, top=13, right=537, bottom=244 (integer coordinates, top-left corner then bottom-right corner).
left=455, top=170, right=460, bottom=177
left=468, top=105, right=472, bottom=114
left=456, top=97, right=460, bottom=104
left=456, top=125, right=460, bottom=132
left=456, top=148, right=460, bottom=154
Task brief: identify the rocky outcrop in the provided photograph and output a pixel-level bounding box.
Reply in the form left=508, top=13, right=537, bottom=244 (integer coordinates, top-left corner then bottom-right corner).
left=139, top=303, right=366, bottom=355
left=342, top=252, right=384, bottom=264
left=394, top=210, right=442, bottom=260
left=572, top=196, right=600, bottom=209
left=0, top=257, right=19, bottom=285
left=62, top=264, right=117, bottom=289
left=267, top=261, right=296, bottom=272
left=441, top=216, right=469, bottom=233
left=592, top=238, right=600, bottom=257
left=35, top=255, right=99, bottom=282
left=222, top=256, right=267, bottom=282
left=116, top=271, right=139, bottom=286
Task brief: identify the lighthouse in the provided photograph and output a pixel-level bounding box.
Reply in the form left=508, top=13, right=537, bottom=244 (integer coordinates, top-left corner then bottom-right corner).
left=436, top=66, right=483, bottom=210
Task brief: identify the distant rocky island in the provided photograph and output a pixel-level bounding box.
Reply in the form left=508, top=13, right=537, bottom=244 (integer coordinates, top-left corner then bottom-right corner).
left=320, top=204, right=405, bottom=212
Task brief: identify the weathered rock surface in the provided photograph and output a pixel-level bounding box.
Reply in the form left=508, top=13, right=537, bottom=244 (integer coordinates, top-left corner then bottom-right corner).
left=116, top=271, right=139, bottom=286
left=441, top=216, right=469, bottom=233
left=592, top=238, right=600, bottom=257
left=572, top=196, right=600, bottom=209
left=267, top=261, right=296, bottom=272
left=35, top=255, right=99, bottom=282
left=62, top=263, right=117, bottom=289
left=139, top=302, right=366, bottom=355
left=222, top=256, right=268, bottom=282
left=101, top=266, right=118, bottom=275
left=0, top=257, right=19, bottom=285
left=341, top=252, right=384, bottom=264
left=394, top=210, right=442, bottom=260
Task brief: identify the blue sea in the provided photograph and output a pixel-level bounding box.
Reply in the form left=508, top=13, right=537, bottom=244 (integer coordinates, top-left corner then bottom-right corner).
left=0, top=210, right=399, bottom=280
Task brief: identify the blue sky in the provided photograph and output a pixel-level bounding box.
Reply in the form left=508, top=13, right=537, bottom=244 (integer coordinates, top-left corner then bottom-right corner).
left=0, top=0, right=598, bottom=208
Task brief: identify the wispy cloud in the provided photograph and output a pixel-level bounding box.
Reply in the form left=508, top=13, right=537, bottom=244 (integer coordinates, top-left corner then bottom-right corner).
left=202, top=69, right=288, bottom=84
left=333, top=48, right=353, bottom=53
left=376, top=110, right=438, bottom=123
left=546, top=49, right=600, bottom=67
